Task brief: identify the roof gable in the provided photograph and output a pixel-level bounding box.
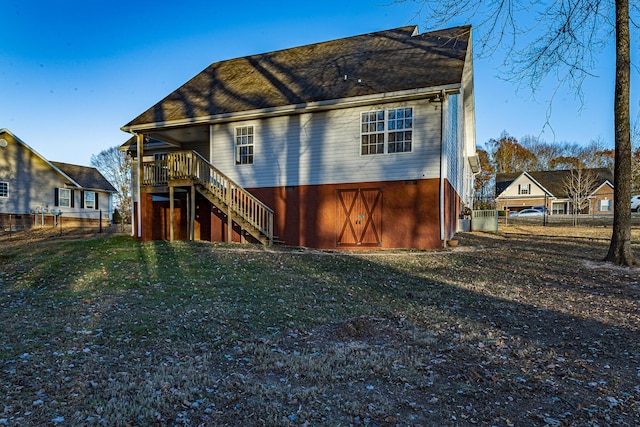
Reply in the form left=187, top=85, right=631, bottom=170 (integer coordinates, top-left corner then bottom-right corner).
left=0, top=129, right=116, bottom=193
left=123, top=25, right=471, bottom=130
left=0, top=128, right=80, bottom=187
left=51, top=162, right=117, bottom=193
left=496, top=168, right=614, bottom=198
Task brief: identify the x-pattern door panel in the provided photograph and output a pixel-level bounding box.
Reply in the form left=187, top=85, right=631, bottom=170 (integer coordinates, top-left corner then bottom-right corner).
left=337, top=188, right=382, bottom=246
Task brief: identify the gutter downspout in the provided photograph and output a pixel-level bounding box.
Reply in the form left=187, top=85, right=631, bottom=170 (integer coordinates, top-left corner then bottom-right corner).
left=438, top=90, right=446, bottom=247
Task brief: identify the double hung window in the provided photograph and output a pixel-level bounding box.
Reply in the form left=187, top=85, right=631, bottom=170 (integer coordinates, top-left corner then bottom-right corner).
left=361, top=107, right=413, bottom=155
left=84, top=191, right=96, bottom=209
left=599, top=199, right=612, bottom=211
left=518, top=184, right=531, bottom=195
left=235, top=126, right=254, bottom=165
left=0, top=182, right=8, bottom=198
left=58, top=188, right=72, bottom=208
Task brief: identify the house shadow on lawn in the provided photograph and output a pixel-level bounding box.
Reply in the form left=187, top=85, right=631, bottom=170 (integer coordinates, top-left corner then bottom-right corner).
left=271, top=231, right=640, bottom=425
left=1, top=232, right=638, bottom=426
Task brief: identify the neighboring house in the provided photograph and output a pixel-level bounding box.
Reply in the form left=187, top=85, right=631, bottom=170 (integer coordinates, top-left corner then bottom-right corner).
left=120, top=25, right=479, bottom=249
left=0, top=129, right=117, bottom=230
left=495, top=169, right=614, bottom=215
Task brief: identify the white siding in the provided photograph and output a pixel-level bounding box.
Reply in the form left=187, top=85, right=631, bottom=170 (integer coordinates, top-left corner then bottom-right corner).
left=500, top=175, right=547, bottom=198
left=209, top=99, right=442, bottom=188
left=0, top=132, right=112, bottom=220
left=443, top=94, right=468, bottom=201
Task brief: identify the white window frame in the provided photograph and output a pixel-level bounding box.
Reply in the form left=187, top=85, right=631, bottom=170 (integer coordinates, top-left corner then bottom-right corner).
left=387, top=107, right=413, bottom=154
left=235, top=125, right=254, bottom=165
left=0, top=182, right=8, bottom=198
left=518, top=184, right=531, bottom=195
left=58, top=188, right=71, bottom=208
left=84, top=191, right=96, bottom=209
left=360, top=107, right=413, bottom=155
left=599, top=199, right=612, bottom=211
left=361, top=110, right=385, bottom=155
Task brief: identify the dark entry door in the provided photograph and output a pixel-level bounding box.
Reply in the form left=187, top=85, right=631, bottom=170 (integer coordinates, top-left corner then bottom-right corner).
left=336, top=188, right=382, bottom=247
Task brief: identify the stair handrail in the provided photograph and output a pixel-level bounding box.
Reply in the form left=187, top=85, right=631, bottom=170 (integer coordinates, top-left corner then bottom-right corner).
left=151, top=151, right=273, bottom=243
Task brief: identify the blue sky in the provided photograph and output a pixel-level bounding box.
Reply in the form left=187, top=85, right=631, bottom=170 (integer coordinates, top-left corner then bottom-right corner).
left=1, top=0, right=637, bottom=166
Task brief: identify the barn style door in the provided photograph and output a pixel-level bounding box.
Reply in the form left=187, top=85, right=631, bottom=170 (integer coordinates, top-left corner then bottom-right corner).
left=336, top=188, right=382, bottom=247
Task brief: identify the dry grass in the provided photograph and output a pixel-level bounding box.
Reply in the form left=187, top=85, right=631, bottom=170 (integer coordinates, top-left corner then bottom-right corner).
left=0, top=226, right=639, bottom=426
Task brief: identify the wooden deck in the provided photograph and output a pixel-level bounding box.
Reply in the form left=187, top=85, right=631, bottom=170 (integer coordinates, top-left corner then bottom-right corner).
left=141, top=151, right=273, bottom=245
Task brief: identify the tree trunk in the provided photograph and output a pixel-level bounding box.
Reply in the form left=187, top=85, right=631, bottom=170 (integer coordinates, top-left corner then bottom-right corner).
left=605, top=0, right=637, bottom=266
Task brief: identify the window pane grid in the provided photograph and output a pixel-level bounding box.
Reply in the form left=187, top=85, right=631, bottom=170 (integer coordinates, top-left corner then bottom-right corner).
left=361, top=111, right=385, bottom=156
left=85, top=191, right=95, bottom=209
left=361, top=108, right=413, bottom=155
left=235, top=126, right=254, bottom=164
left=388, top=130, right=412, bottom=153
left=0, top=182, right=8, bottom=198
left=59, top=188, right=71, bottom=208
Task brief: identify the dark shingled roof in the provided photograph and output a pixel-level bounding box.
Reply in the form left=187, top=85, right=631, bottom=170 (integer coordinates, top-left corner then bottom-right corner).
left=124, top=25, right=471, bottom=129
left=51, top=162, right=117, bottom=193
left=496, top=168, right=614, bottom=198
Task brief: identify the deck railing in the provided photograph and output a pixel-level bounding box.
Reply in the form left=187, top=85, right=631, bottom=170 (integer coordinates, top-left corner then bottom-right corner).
left=142, top=151, right=273, bottom=243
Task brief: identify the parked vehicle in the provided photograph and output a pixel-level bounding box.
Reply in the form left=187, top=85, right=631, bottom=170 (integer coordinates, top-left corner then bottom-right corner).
left=511, top=208, right=544, bottom=217
left=631, top=195, right=640, bottom=212
left=532, top=206, right=549, bottom=214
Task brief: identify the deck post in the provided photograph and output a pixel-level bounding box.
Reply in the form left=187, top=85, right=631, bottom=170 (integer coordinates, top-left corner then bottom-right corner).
left=226, top=186, right=232, bottom=242
left=190, top=184, right=196, bottom=241
left=186, top=188, right=191, bottom=240
left=169, top=186, right=175, bottom=242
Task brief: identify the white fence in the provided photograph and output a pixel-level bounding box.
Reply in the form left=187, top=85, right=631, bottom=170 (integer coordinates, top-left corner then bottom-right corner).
left=471, top=210, right=498, bottom=232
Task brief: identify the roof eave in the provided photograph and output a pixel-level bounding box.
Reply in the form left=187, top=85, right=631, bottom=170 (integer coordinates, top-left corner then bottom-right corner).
left=121, top=84, right=462, bottom=134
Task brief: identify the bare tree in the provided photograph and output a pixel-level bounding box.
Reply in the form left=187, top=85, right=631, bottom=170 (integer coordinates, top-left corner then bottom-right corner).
left=407, top=0, right=637, bottom=265
left=91, top=147, right=132, bottom=223
left=520, top=135, right=564, bottom=171
left=563, top=167, right=599, bottom=226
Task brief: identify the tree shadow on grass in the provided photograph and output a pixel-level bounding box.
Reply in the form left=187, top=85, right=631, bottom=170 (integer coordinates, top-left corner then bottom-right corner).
left=1, top=234, right=638, bottom=425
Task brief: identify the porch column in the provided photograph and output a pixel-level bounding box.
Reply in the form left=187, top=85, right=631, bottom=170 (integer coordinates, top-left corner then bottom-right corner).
left=136, top=134, right=144, bottom=238
left=169, top=186, right=175, bottom=242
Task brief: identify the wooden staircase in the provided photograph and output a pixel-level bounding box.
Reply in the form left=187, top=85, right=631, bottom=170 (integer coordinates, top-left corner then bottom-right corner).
left=142, top=151, right=273, bottom=245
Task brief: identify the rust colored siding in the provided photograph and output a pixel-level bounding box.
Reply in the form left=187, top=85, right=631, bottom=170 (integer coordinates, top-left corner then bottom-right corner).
left=248, top=178, right=444, bottom=249
left=137, top=178, right=462, bottom=249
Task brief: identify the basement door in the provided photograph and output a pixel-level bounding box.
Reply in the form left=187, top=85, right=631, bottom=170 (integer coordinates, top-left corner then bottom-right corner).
left=336, top=188, right=382, bottom=247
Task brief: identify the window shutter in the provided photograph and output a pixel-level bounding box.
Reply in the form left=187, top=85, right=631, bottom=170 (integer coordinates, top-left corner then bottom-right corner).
left=54, top=188, right=59, bottom=206
left=81, top=191, right=85, bottom=208
left=70, top=190, right=75, bottom=208
left=95, top=193, right=99, bottom=210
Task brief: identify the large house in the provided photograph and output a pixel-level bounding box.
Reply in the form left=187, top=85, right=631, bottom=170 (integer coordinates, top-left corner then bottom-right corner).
left=0, top=129, right=117, bottom=230
left=120, top=25, right=478, bottom=249
left=496, top=169, right=614, bottom=215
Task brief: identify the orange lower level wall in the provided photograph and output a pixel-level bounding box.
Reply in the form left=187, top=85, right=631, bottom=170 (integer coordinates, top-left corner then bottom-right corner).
left=134, top=178, right=461, bottom=249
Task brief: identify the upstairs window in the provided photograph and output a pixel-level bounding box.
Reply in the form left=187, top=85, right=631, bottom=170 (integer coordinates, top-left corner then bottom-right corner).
left=361, top=111, right=385, bottom=155
left=387, top=108, right=413, bottom=153
left=0, top=182, right=8, bottom=198
left=361, top=107, right=413, bottom=155
left=235, top=125, right=254, bottom=165
left=518, top=184, right=531, bottom=195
